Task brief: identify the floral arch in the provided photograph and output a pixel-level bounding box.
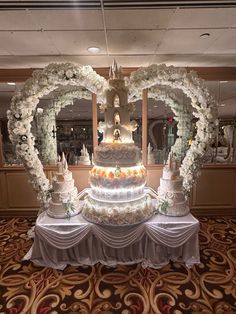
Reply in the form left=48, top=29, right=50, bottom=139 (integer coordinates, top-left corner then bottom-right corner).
left=7, top=62, right=217, bottom=207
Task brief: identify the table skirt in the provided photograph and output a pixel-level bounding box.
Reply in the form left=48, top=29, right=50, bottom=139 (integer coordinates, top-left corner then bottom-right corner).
left=24, top=211, right=200, bottom=270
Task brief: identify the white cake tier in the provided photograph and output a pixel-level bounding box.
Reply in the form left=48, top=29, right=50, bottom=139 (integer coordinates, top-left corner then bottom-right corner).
left=159, top=202, right=190, bottom=217
left=52, top=178, right=75, bottom=193
left=78, top=156, right=90, bottom=165
left=54, top=171, right=73, bottom=182
left=159, top=177, right=183, bottom=192
left=158, top=190, right=186, bottom=203
left=162, top=167, right=180, bottom=180
left=94, top=143, right=141, bottom=167
left=89, top=166, right=146, bottom=190
left=78, top=160, right=91, bottom=165
left=51, top=186, right=78, bottom=202
left=47, top=198, right=81, bottom=219
left=89, top=184, right=145, bottom=202
left=82, top=193, right=154, bottom=225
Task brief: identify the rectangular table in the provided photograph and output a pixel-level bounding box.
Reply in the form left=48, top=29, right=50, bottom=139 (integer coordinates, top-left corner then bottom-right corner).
left=25, top=211, right=200, bottom=270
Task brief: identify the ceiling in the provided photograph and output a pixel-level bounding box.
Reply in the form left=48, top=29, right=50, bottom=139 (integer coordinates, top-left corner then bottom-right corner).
left=0, top=3, right=236, bottom=68
left=0, top=2, right=236, bottom=121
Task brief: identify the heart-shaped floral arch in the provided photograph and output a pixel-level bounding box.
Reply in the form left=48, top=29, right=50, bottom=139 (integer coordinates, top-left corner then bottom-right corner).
left=7, top=63, right=108, bottom=206
left=127, top=64, right=218, bottom=192
left=7, top=62, right=217, bottom=208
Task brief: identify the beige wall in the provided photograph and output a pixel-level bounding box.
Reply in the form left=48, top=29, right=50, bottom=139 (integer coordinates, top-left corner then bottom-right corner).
left=0, top=165, right=236, bottom=215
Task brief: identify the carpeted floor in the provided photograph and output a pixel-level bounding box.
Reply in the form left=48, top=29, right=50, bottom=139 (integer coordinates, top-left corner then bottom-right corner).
left=0, top=216, right=235, bottom=314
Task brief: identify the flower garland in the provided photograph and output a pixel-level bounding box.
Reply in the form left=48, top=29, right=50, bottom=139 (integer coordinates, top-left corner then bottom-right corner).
left=7, top=63, right=108, bottom=207
left=130, top=86, right=192, bottom=160
left=128, top=64, right=218, bottom=193
left=35, top=107, right=57, bottom=164
left=51, top=86, right=96, bottom=115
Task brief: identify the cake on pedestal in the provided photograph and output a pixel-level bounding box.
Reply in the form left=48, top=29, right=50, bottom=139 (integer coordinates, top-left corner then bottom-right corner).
left=47, top=153, right=81, bottom=218
left=78, top=144, right=91, bottom=165
left=82, top=61, right=155, bottom=225
left=157, top=153, right=189, bottom=216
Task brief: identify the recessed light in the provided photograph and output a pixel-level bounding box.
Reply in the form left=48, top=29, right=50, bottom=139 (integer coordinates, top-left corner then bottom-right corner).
left=7, top=82, right=15, bottom=85
left=87, top=47, right=100, bottom=53
left=200, top=33, right=210, bottom=38
left=220, top=81, right=228, bottom=83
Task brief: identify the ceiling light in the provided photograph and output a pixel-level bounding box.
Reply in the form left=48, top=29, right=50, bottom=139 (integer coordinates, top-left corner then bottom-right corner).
left=220, top=81, right=228, bottom=83
left=87, top=47, right=100, bottom=53
left=200, top=33, right=210, bottom=38
left=7, top=82, right=15, bottom=85
left=154, top=105, right=158, bottom=108
left=219, top=103, right=226, bottom=107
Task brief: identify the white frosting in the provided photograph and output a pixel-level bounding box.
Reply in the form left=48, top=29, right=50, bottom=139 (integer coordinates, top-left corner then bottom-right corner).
left=162, top=167, right=180, bottom=180
left=82, top=193, right=153, bottom=225
left=47, top=166, right=80, bottom=218
left=79, top=156, right=90, bottom=162
left=47, top=198, right=81, bottom=219
left=159, top=203, right=189, bottom=216
left=78, top=145, right=91, bottom=165
left=89, top=172, right=146, bottom=189
left=54, top=171, right=73, bottom=182
left=159, top=177, right=183, bottom=192
left=158, top=190, right=185, bottom=203
left=52, top=178, right=75, bottom=193
left=51, top=186, right=78, bottom=202
left=94, top=143, right=141, bottom=167
left=89, top=184, right=145, bottom=202
left=158, top=162, right=189, bottom=216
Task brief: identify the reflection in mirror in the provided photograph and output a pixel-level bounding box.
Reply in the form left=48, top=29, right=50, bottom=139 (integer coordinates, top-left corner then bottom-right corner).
left=0, top=82, right=24, bottom=165
left=203, top=81, right=236, bottom=163
left=147, top=98, right=177, bottom=164
left=35, top=87, right=93, bottom=166
left=147, top=87, right=190, bottom=165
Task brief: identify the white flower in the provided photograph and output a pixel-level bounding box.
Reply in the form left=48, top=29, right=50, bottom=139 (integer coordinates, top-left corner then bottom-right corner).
left=65, top=69, right=74, bottom=78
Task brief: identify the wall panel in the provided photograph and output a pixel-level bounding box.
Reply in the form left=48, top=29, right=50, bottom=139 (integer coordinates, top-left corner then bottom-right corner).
left=6, top=171, right=39, bottom=208
left=0, top=165, right=236, bottom=215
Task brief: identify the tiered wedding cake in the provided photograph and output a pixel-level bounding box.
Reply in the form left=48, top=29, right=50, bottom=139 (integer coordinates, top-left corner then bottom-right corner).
left=47, top=153, right=80, bottom=218
left=82, top=61, right=154, bottom=225
left=158, top=153, right=189, bottom=216
left=78, top=144, right=91, bottom=165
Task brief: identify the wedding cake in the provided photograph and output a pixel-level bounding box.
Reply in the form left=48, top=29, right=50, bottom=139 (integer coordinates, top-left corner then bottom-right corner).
left=47, top=153, right=80, bottom=218
left=82, top=61, right=154, bottom=225
left=78, top=144, right=91, bottom=165
left=158, top=153, right=189, bottom=216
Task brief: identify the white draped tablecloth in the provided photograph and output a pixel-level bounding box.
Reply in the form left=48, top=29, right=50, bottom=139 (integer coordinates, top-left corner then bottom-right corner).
left=24, top=211, right=200, bottom=270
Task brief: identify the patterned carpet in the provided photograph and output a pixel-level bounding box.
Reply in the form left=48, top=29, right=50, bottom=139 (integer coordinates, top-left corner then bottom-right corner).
left=0, top=216, right=236, bottom=314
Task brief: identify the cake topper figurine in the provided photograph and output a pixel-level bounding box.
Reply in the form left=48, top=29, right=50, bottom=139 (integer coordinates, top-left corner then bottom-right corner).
left=114, top=110, right=121, bottom=125
left=113, top=129, right=121, bottom=142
